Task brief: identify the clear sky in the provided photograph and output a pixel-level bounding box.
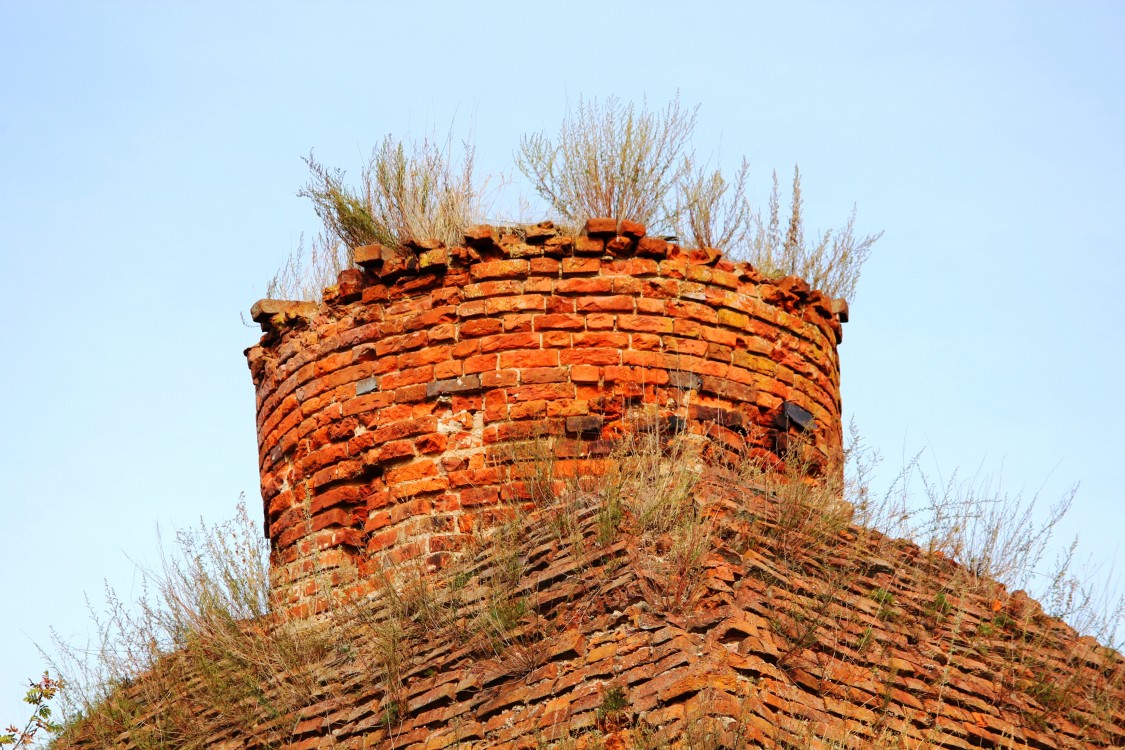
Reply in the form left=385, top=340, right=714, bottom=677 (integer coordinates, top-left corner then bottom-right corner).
left=2, top=0, right=1123, bottom=727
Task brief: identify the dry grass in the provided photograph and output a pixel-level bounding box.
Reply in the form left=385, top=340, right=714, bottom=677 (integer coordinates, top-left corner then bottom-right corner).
left=269, top=131, right=482, bottom=301
left=46, top=499, right=334, bottom=749
left=266, top=231, right=349, bottom=301
left=46, top=425, right=1124, bottom=748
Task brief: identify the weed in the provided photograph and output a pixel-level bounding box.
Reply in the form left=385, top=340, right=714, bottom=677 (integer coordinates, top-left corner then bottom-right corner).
left=927, top=591, right=952, bottom=619
left=595, top=685, right=630, bottom=732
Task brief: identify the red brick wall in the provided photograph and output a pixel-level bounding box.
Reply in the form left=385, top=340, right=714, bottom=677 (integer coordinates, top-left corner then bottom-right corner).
left=246, top=220, right=846, bottom=610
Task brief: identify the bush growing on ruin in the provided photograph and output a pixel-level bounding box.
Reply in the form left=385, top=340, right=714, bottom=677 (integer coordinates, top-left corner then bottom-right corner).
left=674, top=163, right=882, bottom=301
left=302, top=133, right=480, bottom=250
left=269, top=132, right=482, bottom=299
left=516, top=95, right=698, bottom=231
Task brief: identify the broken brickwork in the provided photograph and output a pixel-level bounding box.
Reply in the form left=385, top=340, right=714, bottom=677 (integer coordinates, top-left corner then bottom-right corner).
left=245, top=219, right=847, bottom=612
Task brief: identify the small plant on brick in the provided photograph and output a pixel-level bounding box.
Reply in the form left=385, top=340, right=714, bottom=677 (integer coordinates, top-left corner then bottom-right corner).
left=870, top=587, right=897, bottom=622
left=595, top=685, right=630, bottom=732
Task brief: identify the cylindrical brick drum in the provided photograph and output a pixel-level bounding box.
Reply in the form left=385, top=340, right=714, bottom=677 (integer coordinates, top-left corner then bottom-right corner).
left=246, top=219, right=845, bottom=611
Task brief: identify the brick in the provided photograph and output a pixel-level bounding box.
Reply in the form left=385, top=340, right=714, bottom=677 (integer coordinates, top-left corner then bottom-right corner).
left=481, top=370, right=519, bottom=388
left=636, top=235, right=670, bottom=257
left=565, top=415, right=603, bottom=436
left=717, top=307, right=751, bottom=329
left=583, top=217, right=617, bottom=236
left=561, top=257, right=601, bottom=275
left=508, top=382, right=575, bottom=402
left=464, top=279, right=526, bottom=299
left=457, top=300, right=488, bottom=318
left=557, top=277, right=613, bottom=294
left=425, top=374, right=482, bottom=397
left=668, top=371, right=702, bottom=390
left=463, top=224, right=495, bottom=243
left=576, top=295, right=634, bottom=313
left=617, top=314, right=673, bottom=334
left=570, top=365, right=601, bottom=383
left=519, top=367, right=567, bottom=384
left=560, top=348, right=621, bottom=366
left=469, top=259, right=530, bottom=279
left=529, top=256, right=559, bottom=274
left=541, top=331, right=572, bottom=348
left=499, top=349, right=558, bottom=369
left=380, top=366, right=433, bottom=390
left=459, top=318, right=502, bottom=337
left=486, top=295, right=547, bottom=314
left=573, top=331, right=628, bottom=348
left=501, top=313, right=534, bottom=332
left=463, top=354, right=497, bottom=373
left=355, top=375, right=379, bottom=396
left=508, top=400, right=546, bottom=419
left=618, top=219, right=646, bottom=239
left=534, top=313, right=585, bottom=331
left=573, top=235, right=604, bottom=254
left=434, top=360, right=463, bottom=379
left=480, top=332, right=541, bottom=353
left=605, top=235, right=632, bottom=254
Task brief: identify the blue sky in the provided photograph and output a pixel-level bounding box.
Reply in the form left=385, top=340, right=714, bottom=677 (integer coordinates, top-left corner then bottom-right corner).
left=2, top=1, right=1123, bottom=726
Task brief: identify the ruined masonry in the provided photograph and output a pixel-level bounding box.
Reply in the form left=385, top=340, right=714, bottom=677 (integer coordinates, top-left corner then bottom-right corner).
left=229, top=218, right=1125, bottom=750
left=246, top=218, right=847, bottom=613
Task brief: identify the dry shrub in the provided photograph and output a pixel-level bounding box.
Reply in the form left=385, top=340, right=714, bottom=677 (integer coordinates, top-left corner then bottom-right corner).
left=302, top=132, right=481, bottom=250
left=516, top=95, right=698, bottom=230
left=675, top=163, right=882, bottom=300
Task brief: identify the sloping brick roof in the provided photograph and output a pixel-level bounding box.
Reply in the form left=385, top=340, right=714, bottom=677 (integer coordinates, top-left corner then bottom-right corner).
left=59, top=472, right=1125, bottom=749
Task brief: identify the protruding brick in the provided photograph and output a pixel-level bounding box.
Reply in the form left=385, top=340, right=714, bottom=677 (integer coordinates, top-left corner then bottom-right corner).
left=353, top=243, right=397, bottom=268
left=249, top=299, right=318, bottom=330
left=583, top=217, right=617, bottom=236
left=618, top=219, right=647, bottom=239
left=463, top=224, right=496, bottom=244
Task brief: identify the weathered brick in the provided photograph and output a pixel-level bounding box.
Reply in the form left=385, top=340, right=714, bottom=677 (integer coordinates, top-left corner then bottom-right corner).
left=576, top=295, right=634, bottom=313
left=469, top=259, right=530, bottom=279
left=480, top=332, right=541, bottom=353
left=481, top=369, right=519, bottom=388
left=534, top=313, right=585, bottom=330
left=557, top=277, right=613, bottom=294
left=498, top=349, right=558, bottom=369
left=425, top=374, right=482, bottom=398
left=560, top=257, right=601, bottom=275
